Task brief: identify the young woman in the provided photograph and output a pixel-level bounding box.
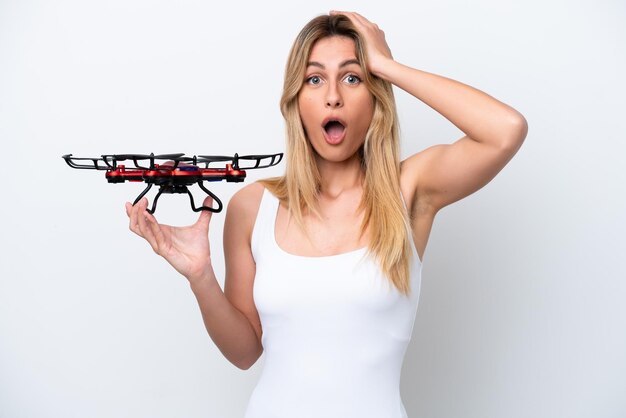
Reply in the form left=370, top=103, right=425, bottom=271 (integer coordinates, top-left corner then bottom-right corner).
left=126, top=11, right=527, bottom=418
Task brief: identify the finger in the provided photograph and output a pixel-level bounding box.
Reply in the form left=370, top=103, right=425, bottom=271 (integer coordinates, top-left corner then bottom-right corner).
left=138, top=210, right=161, bottom=255
left=129, top=197, right=148, bottom=237
left=144, top=211, right=167, bottom=253
left=349, top=12, right=371, bottom=24
left=136, top=199, right=156, bottom=243
left=195, top=196, right=213, bottom=231
left=128, top=200, right=141, bottom=236
left=330, top=10, right=369, bottom=28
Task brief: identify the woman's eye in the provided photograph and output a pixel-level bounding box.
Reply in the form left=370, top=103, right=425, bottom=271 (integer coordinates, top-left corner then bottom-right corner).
left=306, top=76, right=322, bottom=85
left=344, top=74, right=361, bottom=84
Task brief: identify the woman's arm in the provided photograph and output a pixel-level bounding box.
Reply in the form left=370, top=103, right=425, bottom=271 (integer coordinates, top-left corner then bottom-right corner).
left=126, top=194, right=262, bottom=370
left=333, top=11, right=528, bottom=211
left=219, top=182, right=265, bottom=369
left=190, top=266, right=262, bottom=370
left=376, top=62, right=527, bottom=212
left=190, top=184, right=264, bottom=370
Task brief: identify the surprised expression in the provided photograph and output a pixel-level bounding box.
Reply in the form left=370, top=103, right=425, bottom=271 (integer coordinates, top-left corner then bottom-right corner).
left=298, top=36, right=374, bottom=163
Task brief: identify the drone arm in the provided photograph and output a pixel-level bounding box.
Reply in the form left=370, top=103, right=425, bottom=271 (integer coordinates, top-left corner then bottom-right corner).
left=132, top=183, right=154, bottom=207
left=237, top=153, right=284, bottom=169
left=194, top=182, right=223, bottom=213
left=147, top=187, right=165, bottom=215
left=62, top=154, right=110, bottom=170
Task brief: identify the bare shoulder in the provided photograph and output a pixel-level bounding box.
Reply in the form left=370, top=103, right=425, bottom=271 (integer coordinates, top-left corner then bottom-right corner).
left=226, top=181, right=266, bottom=233
left=228, top=181, right=265, bottom=211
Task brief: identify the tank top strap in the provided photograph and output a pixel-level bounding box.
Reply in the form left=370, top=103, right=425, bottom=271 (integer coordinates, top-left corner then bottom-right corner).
left=251, top=187, right=279, bottom=263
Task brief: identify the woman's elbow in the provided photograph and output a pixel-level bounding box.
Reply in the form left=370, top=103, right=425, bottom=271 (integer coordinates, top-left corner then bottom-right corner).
left=501, top=113, right=528, bottom=153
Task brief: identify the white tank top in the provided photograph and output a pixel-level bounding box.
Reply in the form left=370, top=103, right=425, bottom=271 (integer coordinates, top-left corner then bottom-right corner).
left=244, top=188, right=422, bottom=418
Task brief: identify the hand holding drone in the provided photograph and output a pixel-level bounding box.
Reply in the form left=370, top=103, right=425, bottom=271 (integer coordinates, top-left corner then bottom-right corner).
left=125, top=194, right=220, bottom=281
left=62, top=152, right=283, bottom=214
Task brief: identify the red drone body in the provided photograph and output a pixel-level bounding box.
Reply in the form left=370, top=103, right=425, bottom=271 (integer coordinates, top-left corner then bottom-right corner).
left=62, top=152, right=283, bottom=214
left=105, top=162, right=246, bottom=183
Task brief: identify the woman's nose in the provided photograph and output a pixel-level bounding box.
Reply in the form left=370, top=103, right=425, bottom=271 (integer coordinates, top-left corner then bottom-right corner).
left=325, top=85, right=343, bottom=108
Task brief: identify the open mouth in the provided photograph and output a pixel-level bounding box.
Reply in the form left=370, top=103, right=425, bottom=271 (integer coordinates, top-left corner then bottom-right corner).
left=323, top=120, right=346, bottom=144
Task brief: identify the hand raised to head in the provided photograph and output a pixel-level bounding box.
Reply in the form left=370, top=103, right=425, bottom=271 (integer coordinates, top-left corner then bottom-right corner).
left=329, top=10, right=393, bottom=77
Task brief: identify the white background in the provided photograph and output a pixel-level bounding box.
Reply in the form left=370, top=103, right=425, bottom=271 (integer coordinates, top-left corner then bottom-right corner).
left=1, top=0, right=625, bottom=417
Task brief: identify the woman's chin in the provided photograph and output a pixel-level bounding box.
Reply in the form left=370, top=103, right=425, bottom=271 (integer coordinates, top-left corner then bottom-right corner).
left=313, top=147, right=363, bottom=165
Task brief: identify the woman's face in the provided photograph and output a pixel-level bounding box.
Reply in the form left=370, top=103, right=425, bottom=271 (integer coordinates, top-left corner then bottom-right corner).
left=297, top=36, right=374, bottom=164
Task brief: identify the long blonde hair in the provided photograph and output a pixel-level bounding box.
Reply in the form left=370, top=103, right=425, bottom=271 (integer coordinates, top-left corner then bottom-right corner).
left=260, top=14, right=413, bottom=296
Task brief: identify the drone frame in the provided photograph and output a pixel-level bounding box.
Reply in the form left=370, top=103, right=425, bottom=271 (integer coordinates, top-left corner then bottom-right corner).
left=62, top=152, right=283, bottom=214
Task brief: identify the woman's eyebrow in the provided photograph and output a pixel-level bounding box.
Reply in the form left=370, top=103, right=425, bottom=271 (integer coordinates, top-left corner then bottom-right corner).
left=306, top=58, right=361, bottom=69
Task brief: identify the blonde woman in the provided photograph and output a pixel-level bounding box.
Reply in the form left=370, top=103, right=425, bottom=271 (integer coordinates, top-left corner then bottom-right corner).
left=126, top=11, right=527, bottom=418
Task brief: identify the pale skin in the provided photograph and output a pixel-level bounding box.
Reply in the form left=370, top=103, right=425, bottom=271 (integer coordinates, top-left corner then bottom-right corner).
left=126, top=11, right=527, bottom=369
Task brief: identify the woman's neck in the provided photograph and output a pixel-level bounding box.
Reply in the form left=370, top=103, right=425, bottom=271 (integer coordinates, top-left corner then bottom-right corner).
left=315, top=153, right=365, bottom=199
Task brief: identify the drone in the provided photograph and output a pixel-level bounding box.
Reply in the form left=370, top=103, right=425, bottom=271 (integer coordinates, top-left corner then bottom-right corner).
left=62, top=152, right=283, bottom=214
